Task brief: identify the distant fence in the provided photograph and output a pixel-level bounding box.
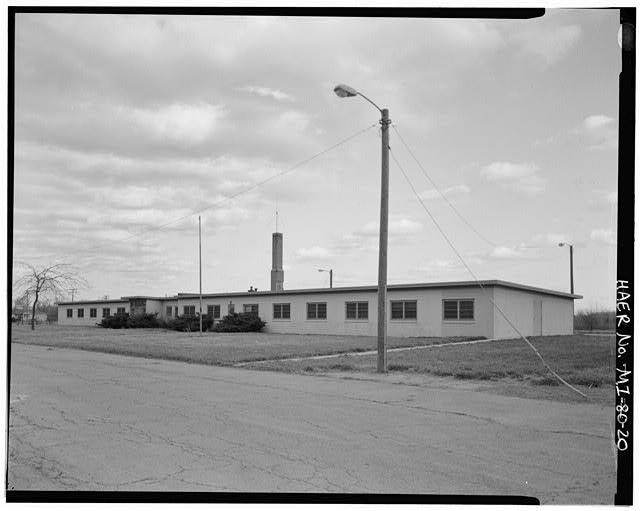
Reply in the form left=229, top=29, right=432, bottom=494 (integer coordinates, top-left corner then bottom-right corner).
left=574, top=310, right=615, bottom=331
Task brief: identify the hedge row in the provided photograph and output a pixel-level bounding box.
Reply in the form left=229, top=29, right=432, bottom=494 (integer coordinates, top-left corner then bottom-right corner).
left=98, top=312, right=266, bottom=333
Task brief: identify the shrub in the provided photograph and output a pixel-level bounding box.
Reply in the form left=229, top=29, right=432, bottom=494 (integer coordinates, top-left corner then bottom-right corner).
left=127, top=313, right=162, bottom=328
left=166, top=315, right=213, bottom=332
left=212, top=313, right=266, bottom=333
left=98, top=312, right=161, bottom=329
left=98, top=313, right=130, bottom=329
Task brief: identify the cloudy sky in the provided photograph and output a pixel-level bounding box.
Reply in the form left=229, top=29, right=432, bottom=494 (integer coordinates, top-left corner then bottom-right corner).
left=12, top=9, right=620, bottom=310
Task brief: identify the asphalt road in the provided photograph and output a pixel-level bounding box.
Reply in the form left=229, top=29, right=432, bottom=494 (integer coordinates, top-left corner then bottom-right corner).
left=8, top=344, right=616, bottom=503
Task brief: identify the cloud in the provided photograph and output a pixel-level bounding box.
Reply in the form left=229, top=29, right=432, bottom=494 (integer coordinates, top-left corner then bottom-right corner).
left=275, top=110, right=310, bottom=132
left=582, top=114, right=614, bottom=131
left=489, top=245, right=524, bottom=259
left=357, top=217, right=422, bottom=237
left=295, top=246, right=333, bottom=261
left=513, top=24, right=582, bottom=66
left=480, top=162, right=546, bottom=194
left=577, top=114, right=617, bottom=151
left=12, top=138, right=275, bottom=267
left=590, top=228, right=616, bottom=245
left=481, top=162, right=537, bottom=180
left=130, top=102, right=226, bottom=146
left=391, top=217, right=423, bottom=235
left=96, top=185, right=178, bottom=209
left=331, top=216, right=423, bottom=255
left=241, top=85, right=295, bottom=102
left=416, top=259, right=458, bottom=277
left=420, top=184, right=470, bottom=201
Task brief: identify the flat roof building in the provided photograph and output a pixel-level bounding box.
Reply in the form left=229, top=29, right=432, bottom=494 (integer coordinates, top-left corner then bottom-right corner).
left=57, top=279, right=580, bottom=339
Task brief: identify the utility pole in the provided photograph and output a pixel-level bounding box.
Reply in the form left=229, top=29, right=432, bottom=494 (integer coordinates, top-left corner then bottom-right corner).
left=199, top=216, right=203, bottom=335
left=70, top=288, right=77, bottom=302
left=334, top=83, right=390, bottom=373
left=377, top=107, right=390, bottom=373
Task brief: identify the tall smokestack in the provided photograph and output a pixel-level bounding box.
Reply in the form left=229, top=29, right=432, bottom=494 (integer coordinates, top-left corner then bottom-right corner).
left=271, top=232, right=284, bottom=291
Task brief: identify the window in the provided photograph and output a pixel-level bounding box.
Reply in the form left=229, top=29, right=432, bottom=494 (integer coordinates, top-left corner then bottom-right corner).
left=273, top=303, right=291, bottom=319
left=183, top=305, right=196, bottom=317
left=243, top=304, right=259, bottom=315
left=346, top=301, right=368, bottom=320
left=174, top=306, right=178, bottom=317
left=130, top=298, right=146, bottom=316
left=66, top=309, right=73, bottom=318
left=207, top=305, right=221, bottom=319
left=90, top=308, right=97, bottom=318
left=443, top=299, right=474, bottom=321
left=307, top=302, right=327, bottom=320
left=166, top=306, right=172, bottom=317
left=117, top=307, right=126, bottom=315
left=77, top=309, right=84, bottom=318
left=102, top=308, right=110, bottom=318
left=390, top=300, right=417, bottom=320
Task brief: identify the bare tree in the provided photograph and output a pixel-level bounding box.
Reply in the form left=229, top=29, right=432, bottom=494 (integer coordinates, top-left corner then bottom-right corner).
left=13, top=263, right=88, bottom=330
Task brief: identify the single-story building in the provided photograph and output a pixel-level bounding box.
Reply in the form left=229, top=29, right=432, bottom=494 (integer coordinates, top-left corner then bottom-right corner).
left=57, top=279, right=580, bottom=339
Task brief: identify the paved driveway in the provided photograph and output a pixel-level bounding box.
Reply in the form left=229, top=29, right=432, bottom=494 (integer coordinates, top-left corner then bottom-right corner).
left=8, top=344, right=616, bottom=503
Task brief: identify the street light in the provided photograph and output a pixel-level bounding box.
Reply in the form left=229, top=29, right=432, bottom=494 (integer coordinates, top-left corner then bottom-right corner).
left=558, top=242, right=574, bottom=294
left=318, top=268, right=333, bottom=288
left=334, top=83, right=390, bottom=373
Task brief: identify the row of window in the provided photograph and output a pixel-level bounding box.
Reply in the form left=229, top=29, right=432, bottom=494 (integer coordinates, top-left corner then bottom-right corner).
left=162, top=299, right=474, bottom=321
left=66, top=307, right=126, bottom=318
left=66, top=299, right=475, bottom=321
left=167, top=305, right=223, bottom=318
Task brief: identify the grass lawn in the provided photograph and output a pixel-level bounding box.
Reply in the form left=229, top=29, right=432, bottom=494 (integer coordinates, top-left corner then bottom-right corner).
left=244, top=334, right=616, bottom=400
left=10, top=324, right=476, bottom=366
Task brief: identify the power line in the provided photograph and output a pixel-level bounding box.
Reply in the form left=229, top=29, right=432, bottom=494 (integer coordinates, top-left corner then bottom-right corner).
left=28, top=123, right=378, bottom=266
left=389, top=147, right=588, bottom=399
left=392, top=125, right=497, bottom=248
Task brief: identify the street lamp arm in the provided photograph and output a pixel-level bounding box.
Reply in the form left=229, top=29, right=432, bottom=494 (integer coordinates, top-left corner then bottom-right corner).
left=356, top=92, right=383, bottom=113
left=334, top=83, right=383, bottom=114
